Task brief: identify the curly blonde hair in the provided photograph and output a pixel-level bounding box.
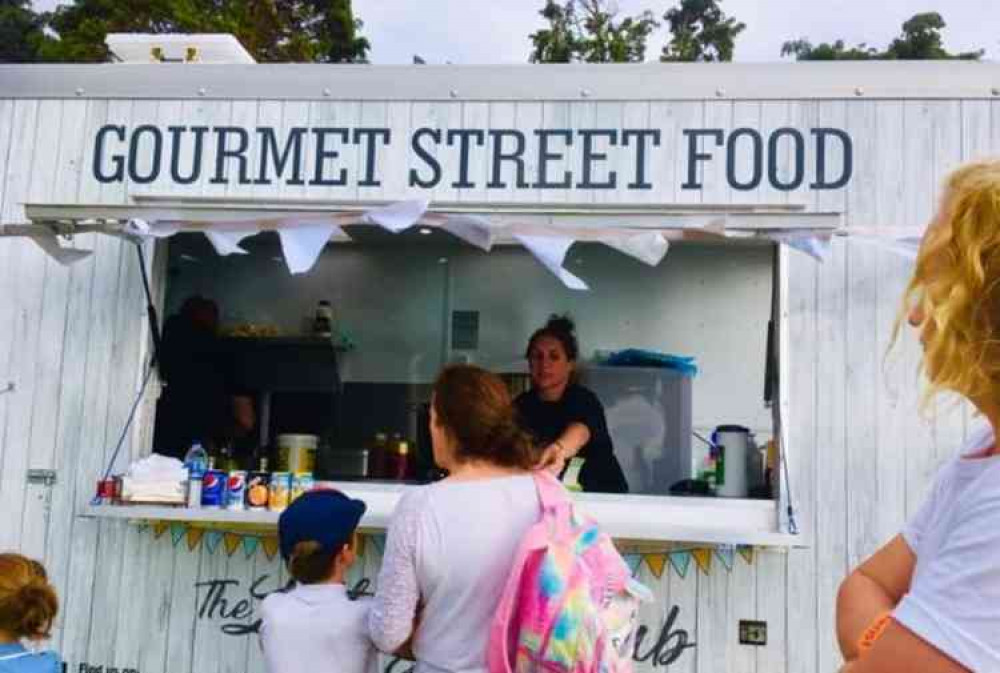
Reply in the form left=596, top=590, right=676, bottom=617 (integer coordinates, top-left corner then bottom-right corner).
left=895, top=159, right=1000, bottom=406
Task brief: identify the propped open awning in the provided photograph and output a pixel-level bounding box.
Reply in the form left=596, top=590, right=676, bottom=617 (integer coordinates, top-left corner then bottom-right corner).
left=2, top=197, right=845, bottom=289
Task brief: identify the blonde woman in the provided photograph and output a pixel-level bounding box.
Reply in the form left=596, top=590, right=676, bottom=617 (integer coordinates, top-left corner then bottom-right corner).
left=836, top=160, right=1000, bottom=672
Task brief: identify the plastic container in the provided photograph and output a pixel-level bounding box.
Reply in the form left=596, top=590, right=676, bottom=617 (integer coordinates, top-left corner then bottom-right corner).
left=183, top=442, right=209, bottom=474
left=712, top=425, right=753, bottom=498
left=277, top=434, right=318, bottom=473
left=183, top=442, right=208, bottom=509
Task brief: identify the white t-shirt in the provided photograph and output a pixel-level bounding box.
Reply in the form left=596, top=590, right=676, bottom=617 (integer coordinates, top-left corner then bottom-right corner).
left=369, top=475, right=541, bottom=673
left=260, top=583, right=375, bottom=673
left=895, top=423, right=1000, bottom=671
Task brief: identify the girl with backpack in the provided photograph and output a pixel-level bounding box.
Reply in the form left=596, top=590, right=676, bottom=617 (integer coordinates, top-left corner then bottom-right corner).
left=369, top=365, right=544, bottom=673
left=0, top=554, right=60, bottom=673
left=836, top=160, right=1000, bottom=672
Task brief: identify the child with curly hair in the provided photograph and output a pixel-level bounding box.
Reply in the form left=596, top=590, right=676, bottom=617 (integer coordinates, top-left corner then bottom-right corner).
left=0, top=554, right=60, bottom=673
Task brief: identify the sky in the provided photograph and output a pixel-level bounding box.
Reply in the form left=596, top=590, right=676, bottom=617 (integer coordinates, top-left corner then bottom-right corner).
left=352, top=0, right=998, bottom=63
left=32, top=0, right=999, bottom=63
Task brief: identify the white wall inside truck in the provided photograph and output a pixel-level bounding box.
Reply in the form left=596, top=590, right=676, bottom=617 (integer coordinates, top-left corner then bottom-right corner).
left=165, top=236, right=773, bottom=434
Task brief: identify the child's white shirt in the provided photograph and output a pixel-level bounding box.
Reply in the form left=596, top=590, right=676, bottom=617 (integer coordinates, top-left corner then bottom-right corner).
left=260, top=583, right=374, bottom=673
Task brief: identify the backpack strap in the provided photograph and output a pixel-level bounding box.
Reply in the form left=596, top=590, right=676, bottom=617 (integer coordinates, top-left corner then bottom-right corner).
left=533, top=470, right=570, bottom=511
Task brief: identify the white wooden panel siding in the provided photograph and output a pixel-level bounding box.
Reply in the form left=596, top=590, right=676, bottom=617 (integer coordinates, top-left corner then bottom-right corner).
left=1, top=79, right=999, bottom=673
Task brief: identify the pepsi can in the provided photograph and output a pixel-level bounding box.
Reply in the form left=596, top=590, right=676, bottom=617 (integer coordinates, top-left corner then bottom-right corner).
left=225, top=471, right=247, bottom=511
left=201, top=469, right=226, bottom=508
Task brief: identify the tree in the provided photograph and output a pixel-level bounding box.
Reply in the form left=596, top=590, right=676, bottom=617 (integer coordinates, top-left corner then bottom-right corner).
left=530, top=0, right=577, bottom=63
left=35, top=0, right=370, bottom=64
left=529, top=0, right=658, bottom=64
left=884, top=12, right=982, bottom=60
left=782, top=11, right=983, bottom=61
left=0, top=0, right=52, bottom=62
left=660, top=0, right=745, bottom=62
left=780, top=39, right=877, bottom=61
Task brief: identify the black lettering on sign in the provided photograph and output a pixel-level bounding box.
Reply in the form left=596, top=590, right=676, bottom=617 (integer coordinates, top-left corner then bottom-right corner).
left=726, top=128, right=763, bottom=191
left=768, top=127, right=805, bottom=191
left=211, top=127, right=251, bottom=185
left=168, top=126, right=207, bottom=184
left=533, top=129, right=573, bottom=189
left=195, top=575, right=372, bottom=636
left=87, top=124, right=855, bottom=192
left=191, top=573, right=697, bottom=668
left=127, top=125, right=162, bottom=184
left=255, top=127, right=307, bottom=186
left=576, top=129, right=618, bottom=189
left=446, top=129, right=485, bottom=189
left=622, top=129, right=660, bottom=190
left=354, top=128, right=391, bottom=187
left=310, top=127, right=350, bottom=186
left=632, top=605, right=697, bottom=667
left=487, top=130, right=528, bottom=189
left=93, top=125, right=126, bottom=183
left=682, top=129, right=724, bottom=190
left=811, top=128, right=853, bottom=189
left=410, top=128, right=442, bottom=188
left=74, top=663, right=137, bottom=673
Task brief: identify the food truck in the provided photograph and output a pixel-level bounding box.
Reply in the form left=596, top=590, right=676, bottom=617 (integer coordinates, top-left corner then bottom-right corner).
left=1, top=35, right=997, bottom=673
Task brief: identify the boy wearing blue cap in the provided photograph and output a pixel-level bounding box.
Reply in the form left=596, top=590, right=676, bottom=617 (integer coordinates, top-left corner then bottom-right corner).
left=260, top=489, right=372, bottom=673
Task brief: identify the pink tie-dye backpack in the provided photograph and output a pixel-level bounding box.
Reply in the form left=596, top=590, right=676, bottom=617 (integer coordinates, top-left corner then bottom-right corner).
left=487, top=471, right=650, bottom=673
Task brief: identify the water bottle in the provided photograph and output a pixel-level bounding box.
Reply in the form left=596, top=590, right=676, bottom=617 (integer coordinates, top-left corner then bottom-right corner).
left=183, top=442, right=208, bottom=509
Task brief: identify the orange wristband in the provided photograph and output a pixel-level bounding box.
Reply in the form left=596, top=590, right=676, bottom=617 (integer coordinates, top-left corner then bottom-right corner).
left=857, top=611, right=893, bottom=654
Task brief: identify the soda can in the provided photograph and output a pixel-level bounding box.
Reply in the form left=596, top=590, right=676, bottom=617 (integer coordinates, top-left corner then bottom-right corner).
left=291, top=472, right=314, bottom=503
left=201, top=469, right=226, bottom=508
left=226, top=471, right=247, bottom=511
left=246, top=471, right=271, bottom=511
left=95, top=478, right=114, bottom=505
left=269, top=472, right=292, bottom=512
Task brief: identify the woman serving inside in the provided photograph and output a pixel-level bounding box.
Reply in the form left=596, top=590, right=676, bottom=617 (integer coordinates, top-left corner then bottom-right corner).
left=515, top=316, right=628, bottom=494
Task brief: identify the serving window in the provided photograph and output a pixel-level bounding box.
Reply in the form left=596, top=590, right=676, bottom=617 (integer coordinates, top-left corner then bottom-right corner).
left=156, top=222, right=783, bottom=506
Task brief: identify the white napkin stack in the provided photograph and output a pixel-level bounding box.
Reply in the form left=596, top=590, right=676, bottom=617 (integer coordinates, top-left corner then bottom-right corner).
left=120, top=453, right=188, bottom=504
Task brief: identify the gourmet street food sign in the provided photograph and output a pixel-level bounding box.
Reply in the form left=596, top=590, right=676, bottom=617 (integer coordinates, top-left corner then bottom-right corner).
left=91, top=122, right=854, bottom=194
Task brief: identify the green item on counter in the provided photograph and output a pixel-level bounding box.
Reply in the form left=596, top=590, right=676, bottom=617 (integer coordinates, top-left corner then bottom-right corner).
left=562, top=457, right=585, bottom=492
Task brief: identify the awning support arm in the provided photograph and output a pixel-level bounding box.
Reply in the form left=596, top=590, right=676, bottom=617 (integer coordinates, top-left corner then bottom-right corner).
left=134, top=241, right=162, bottom=370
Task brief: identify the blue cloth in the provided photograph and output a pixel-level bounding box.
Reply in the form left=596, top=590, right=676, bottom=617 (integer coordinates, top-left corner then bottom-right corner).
left=0, top=644, right=60, bottom=673
left=601, top=348, right=698, bottom=376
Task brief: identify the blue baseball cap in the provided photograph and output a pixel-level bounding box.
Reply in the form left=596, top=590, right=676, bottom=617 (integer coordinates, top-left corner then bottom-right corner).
left=278, top=489, right=366, bottom=562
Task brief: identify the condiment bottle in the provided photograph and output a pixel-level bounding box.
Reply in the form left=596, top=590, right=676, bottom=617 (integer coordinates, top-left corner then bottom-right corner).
left=314, top=300, right=334, bottom=337
left=389, top=439, right=411, bottom=481
left=371, top=432, right=388, bottom=478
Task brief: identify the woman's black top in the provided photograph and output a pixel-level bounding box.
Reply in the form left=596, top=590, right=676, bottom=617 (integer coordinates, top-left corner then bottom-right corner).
left=514, top=383, right=629, bottom=494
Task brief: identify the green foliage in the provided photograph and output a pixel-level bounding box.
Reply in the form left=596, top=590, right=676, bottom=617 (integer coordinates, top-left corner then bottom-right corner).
left=660, top=0, right=745, bottom=62
left=0, top=0, right=53, bottom=62
left=530, top=0, right=658, bottom=63
left=2, top=0, right=369, bottom=63
left=782, top=11, right=983, bottom=61
left=780, top=39, right=877, bottom=61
